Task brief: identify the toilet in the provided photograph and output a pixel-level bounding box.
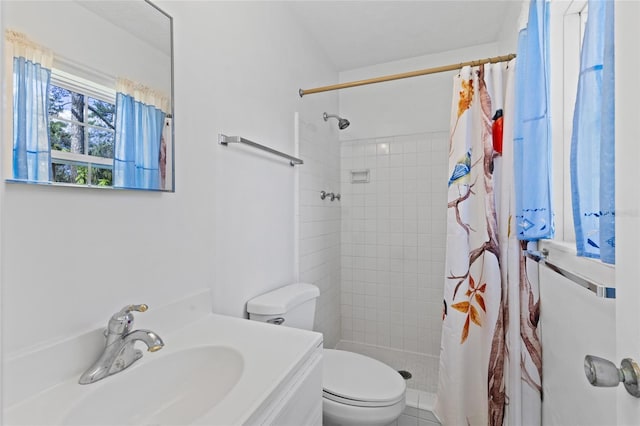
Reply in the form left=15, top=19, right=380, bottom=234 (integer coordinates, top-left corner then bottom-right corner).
left=247, top=283, right=406, bottom=426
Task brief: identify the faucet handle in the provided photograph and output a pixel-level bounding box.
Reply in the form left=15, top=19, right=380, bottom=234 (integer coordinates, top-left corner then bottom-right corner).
left=107, top=304, right=149, bottom=336
left=117, top=304, right=148, bottom=315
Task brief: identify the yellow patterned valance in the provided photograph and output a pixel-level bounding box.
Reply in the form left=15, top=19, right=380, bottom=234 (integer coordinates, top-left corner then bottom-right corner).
left=116, top=77, right=169, bottom=114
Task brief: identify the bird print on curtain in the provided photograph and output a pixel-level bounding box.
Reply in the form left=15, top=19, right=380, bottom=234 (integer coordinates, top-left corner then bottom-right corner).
left=436, top=59, right=543, bottom=426
left=448, top=149, right=472, bottom=187
left=436, top=64, right=506, bottom=426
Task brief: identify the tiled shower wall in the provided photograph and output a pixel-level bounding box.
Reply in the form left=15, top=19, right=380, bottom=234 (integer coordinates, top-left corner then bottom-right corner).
left=298, top=115, right=342, bottom=349
left=339, top=131, right=448, bottom=366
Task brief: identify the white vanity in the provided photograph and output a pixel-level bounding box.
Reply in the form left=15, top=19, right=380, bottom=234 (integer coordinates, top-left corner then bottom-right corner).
left=3, top=291, right=323, bottom=425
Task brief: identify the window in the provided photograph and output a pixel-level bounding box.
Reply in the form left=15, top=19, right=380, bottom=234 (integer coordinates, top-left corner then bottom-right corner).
left=48, top=70, right=116, bottom=187
left=550, top=0, right=587, bottom=242
left=545, top=0, right=616, bottom=271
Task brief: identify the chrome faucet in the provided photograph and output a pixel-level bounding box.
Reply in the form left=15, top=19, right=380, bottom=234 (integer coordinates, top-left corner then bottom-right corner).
left=79, top=304, right=164, bottom=385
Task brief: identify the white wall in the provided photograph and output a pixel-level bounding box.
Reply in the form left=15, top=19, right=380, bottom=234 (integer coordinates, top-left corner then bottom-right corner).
left=337, top=42, right=502, bottom=141
left=173, top=2, right=339, bottom=318
left=3, top=1, right=170, bottom=92
left=497, top=1, right=526, bottom=55
left=297, top=113, right=341, bottom=348
left=0, top=0, right=337, bottom=362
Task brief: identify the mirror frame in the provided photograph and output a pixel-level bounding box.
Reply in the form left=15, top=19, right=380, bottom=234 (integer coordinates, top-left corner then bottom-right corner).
left=3, top=0, right=175, bottom=192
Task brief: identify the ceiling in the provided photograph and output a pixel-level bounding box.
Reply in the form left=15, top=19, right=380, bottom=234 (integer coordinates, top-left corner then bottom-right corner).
left=76, top=1, right=522, bottom=71
left=286, top=1, right=524, bottom=71
left=75, top=0, right=171, bottom=55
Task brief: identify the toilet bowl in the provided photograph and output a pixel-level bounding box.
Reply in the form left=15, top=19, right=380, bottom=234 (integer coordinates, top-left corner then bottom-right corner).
left=247, top=283, right=406, bottom=426
left=322, top=349, right=405, bottom=426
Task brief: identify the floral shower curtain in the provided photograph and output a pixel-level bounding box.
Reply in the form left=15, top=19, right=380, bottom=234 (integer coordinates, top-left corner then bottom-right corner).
left=435, top=60, right=542, bottom=426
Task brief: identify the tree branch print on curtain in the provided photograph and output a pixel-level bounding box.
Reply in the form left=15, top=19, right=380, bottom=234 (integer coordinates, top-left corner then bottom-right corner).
left=446, top=66, right=502, bottom=358
left=437, top=64, right=508, bottom=426
left=438, top=58, right=542, bottom=426
left=448, top=181, right=477, bottom=235
left=476, top=65, right=508, bottom=426
left=519, top=241, right=543, bottom=396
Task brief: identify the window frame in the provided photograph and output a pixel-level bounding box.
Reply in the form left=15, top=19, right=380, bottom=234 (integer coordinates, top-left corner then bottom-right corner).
left=49, top=68, right=116, bottom=187
left=550, top=0, right=587, bottom=243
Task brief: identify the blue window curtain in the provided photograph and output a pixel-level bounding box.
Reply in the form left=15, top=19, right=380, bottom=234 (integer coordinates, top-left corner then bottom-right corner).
left=514, top=0, right=554, bottom=241
left=113, top=92, right=165, bottom=190
left=570, top=0, right=615, bottom=264
left=12, top=56, right=52, bottom=182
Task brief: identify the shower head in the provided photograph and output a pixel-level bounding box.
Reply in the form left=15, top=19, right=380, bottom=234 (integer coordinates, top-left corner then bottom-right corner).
left=323, top=112, right=350, bottom=130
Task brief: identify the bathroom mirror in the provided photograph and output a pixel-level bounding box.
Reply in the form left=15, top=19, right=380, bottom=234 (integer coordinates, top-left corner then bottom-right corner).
left=2, top=0, right=174, bottom=191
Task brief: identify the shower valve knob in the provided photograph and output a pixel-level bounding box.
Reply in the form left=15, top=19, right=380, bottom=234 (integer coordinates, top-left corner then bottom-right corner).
left=320, top=191, right=341, bottom=201
left=584, top=355, right=640, bottom=397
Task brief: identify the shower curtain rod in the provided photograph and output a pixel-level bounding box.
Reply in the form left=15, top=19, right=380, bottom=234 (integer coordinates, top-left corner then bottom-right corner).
left=298, top=53, right=516, bottom=97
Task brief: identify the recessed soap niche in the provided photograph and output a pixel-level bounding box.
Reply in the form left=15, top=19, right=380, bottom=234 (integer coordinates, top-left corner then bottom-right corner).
left=350, top=169, right=370, bottom=183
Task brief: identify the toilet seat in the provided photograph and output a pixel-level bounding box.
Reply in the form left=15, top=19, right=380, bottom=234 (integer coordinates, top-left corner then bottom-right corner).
left=322, top=349, right=406, bottom=408
left=323, top=390, right=405, bottom=407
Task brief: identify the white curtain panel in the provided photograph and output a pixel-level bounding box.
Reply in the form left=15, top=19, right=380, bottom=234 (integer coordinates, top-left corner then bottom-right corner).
left=435, top=60, right=542, bottom=426
left=500, top=60, right=542, bottom=426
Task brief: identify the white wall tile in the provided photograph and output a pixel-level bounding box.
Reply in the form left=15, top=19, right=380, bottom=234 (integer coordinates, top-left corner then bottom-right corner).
left=340, top=133, right=446, bottom=362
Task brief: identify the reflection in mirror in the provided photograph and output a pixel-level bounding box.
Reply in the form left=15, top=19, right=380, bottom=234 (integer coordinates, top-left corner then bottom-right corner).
left=2, top=0, right=174, bottom=191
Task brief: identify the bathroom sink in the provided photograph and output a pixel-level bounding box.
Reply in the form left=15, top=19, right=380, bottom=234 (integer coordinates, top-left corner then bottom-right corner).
left=63, top=345, right=244, bottom=426
left=5, top=296, right=323, bottom=426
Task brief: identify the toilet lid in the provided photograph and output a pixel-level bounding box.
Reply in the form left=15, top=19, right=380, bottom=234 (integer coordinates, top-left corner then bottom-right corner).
left=323, top=349, right=406, bottom=407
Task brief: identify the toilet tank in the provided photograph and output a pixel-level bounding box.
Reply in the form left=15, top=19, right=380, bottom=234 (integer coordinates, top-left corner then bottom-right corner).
left=247, top=283, right=320, bottom=330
